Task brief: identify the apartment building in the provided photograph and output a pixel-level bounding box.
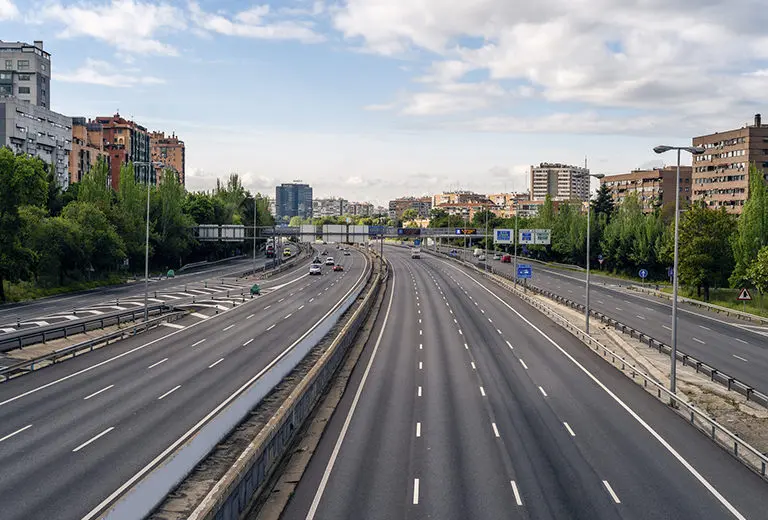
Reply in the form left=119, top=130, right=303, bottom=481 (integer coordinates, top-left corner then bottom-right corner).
left=276, top=181, right=313, bottom=221
left=388, top=196, right=432, bottom=220
left=530, top=163, right=590, bottom=202
left=96, top=113, right=152, bottom=189
left=432, top=190, right=488, bottom=207
left=692, top=114, right=768, bottom=214
left=348, top=201, right=374, bottom=216
left=435, top=201, right=495, bottom=221
left=313, top=197, right=348, bottom=218
left=601, top=166, right=692, bottom=213
left=69, top=117, right=106, bottom=184
left=150, top=131, right=185, bottom=186
left=517, top=199, right=563, bottom=217
left=0, top=40, right=51, bottom=108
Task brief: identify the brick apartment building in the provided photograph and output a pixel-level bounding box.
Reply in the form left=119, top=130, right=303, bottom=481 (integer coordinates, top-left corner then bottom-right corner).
left=388, top=196, right=432, bottom=220
left=600, top=166, right=693, bottom=213
left=692, top=114, right=768, bottom=214
left=150, top=131, right=185, bottom=185
left=69, top=117, right=107, bottom=184
left=96, top=113, right=152, bottom=189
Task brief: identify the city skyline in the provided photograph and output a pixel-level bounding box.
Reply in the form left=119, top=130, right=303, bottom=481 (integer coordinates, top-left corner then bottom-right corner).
left=1, top=0, right=767, bottom=205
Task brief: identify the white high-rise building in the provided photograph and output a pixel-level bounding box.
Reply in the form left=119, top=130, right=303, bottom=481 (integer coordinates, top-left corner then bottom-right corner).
left=529, top=163, right=590, bottom=202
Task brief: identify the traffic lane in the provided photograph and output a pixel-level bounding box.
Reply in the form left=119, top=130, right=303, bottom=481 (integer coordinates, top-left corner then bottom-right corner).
left=0, top=252, right=364, bottom=439
left=420, top=257, right=621, bottom=518
left=408, top=256, right=524, bottom=519
left=283, top=253, right=417, bottom=519
left=484, top=257, right=768, bottom=392
left=434, top=256, right=768, bottom=518
left=0, top=252, right=366, bottom=520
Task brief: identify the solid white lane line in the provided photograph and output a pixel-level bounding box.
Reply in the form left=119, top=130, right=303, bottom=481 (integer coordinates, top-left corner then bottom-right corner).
left=564, top=422, right=576, bottom=437
left=471, top=361, right=476, bottom=370
left=0, top=424, right=32, bottom=443
left=539, top=386, right=548, bottom=397
left=222, top=324, right=234, bottom=332
left=191, top=339, right=206, bottom=347
left=480, top=386, right=486, bottom=397
left=510, top=481, right=523, bottom=506
left=603, top=480, right=621, bottom=503
left=505, top=340, right=513, bottom=350
left=306, top=269, right=396, bottom=519
left=413, top=478, right=420, bottom=505
left=243, top=339, right=254, bottom=346
left=73, top=427, right=114, bottom=452
left=693, top=337, right=706, bottom=344
left=246, top=314, right=254, bottom=320
left=446, top=262, right=748, bottom=520
left=735, top=338, right=748, bottom=344
left=733, top=354, right=749, bottom=362
left=161, top=322, right=185, bottom=329
left=662, top=325, right=672, bottom=330
left=419, top=361, right=423, bottom=370
left=158, top=385, right=181, bottom=400
left=148, top=358, right=168, bottom=369
left=418, top=386, right=422, bottom=397
left=492, top=422, right=500, bottom=437
left=266, top=324, right=276, bottom=331
left=208, top=358, right=224, bottom=368
left=416, top=422, right=421, bottom=437
left=84, top=385, right=114, bottom=400
left=519, top=359, right=528, bottom=370
left=284, top=313, right=293, bottom=319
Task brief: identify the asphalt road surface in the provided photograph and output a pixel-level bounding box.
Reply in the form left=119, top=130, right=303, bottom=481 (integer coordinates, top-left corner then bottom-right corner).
left=0, top=249, right=368, bottom=520
left=283, top=245, right=767, bottom=520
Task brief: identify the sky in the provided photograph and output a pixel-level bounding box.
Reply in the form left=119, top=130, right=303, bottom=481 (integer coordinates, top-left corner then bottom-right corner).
left=1, top=0, right=767, bottom=205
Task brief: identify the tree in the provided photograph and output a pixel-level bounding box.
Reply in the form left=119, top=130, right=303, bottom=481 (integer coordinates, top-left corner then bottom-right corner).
left=289, top=216, right=304, bottom=227
left=46, top=168, right=65, bottom=216
left=115, top=162, right=148, bottom=270
left=152, top=170, right=194, bottom=268
left=20, top=205, right=84, bottom=286
left=677, top=202, right=736, bottom=300
left=0, top=148, right=48, bottom=301
left=591, top=183, right=615, bottom=220
left=730, top=164, right=768, bottom=287
left=747, top=246, right=768, bottom=299
left=402, top=208, right=419, bottom=222
left=77, top=156, right=112, bottom=213
left=61, top=201, right=125, bottom=274
left=184, top=192, right=216, bottom=225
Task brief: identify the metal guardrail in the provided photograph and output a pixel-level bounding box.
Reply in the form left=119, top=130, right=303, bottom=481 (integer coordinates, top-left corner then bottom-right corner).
left=0, top=304, right=169, bottom=352
left=429, top=249, right=768, bottom=481
left=0, top=311, right=187, bottom=382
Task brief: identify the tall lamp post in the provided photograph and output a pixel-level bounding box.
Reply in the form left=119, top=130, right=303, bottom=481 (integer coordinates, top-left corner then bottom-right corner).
left=138, top=162, right=152, bottom=323
left=579, top=172, right=605, bottom=335
left=653, top=144, right=705, bottom=394
left=513, top=200, right=519, bottom=285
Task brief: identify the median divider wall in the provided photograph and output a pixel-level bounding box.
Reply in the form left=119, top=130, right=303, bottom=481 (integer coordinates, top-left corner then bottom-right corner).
left=97, top=250, right=370, bottom=520
left=186, top=251, right=385, bottom=520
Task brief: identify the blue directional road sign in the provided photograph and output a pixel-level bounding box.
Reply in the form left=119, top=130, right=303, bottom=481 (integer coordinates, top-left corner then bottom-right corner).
left=414, top=239, right=421, bottom=246
left=639, top=269, right=648, bottom=279
left=517, top=264, right=533, bottom=279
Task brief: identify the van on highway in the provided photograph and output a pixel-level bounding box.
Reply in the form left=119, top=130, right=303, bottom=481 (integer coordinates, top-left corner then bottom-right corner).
left=411, top=248, right=421, bottom=259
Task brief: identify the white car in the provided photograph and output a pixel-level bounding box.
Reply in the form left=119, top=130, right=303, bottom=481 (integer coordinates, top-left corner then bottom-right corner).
left=493, top=253, right=501, bottom=261
left=325, top=257, right=335, bottom=266
left=309, top=264, right=322, bottom=275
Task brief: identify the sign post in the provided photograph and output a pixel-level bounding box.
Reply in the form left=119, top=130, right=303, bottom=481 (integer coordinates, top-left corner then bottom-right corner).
left=517, top=264, right=532, bottom=293
left=597, top=254, right=604, bottom=270
left=737, top=288, right=752, bottom=312
left=639, top=269, right=648, bottom=285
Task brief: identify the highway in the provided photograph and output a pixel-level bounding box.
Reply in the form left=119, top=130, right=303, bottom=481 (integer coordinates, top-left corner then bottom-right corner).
left=283, top=245, right=767, bottom=519
left=439, top=245, right=768, bottom=395
left=0, top=248, right=368, bottom=520
left=0, top=252, right=276, bottom=335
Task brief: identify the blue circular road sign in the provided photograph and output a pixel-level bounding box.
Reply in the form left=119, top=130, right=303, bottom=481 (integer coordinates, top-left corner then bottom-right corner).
left=639, top=269, right=648, bottom=279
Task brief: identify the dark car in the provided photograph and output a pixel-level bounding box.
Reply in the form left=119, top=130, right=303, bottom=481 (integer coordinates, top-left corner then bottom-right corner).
left=333, top=264, right=344, bottom=272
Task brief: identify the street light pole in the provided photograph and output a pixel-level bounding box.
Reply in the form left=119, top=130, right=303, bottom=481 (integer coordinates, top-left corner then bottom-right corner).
left=253, top=197, right=257, bottom=275
left=653, top=144, right=705, bottom=395
left=484, top=209, right=489, bottom=272
left=513, top=202, right=519, bottom=285
left=143, top=178, right=151, bottom=322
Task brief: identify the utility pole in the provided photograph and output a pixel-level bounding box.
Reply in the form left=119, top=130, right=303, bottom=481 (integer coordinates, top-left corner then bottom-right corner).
left=143, top=171, right=151, bottom=323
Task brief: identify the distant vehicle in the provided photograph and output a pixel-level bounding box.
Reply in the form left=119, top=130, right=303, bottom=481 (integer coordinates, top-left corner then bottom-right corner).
left=493, top=253, right=501, bottom=261
left=309, top=264, right=322, bottom=275
left=283, top=248, right=291, bottom=256
left=333, top=264, right=344, bottom=272
left=250, top=283, right=261, bottom=295
left=325, top=257, right=335, bottom=266
left=312, top=256, right=323, bottom=264
left=343, top=250, right=351, bottom=256
left=322, top=250, right=328, bottom=255
left=473, top=248, right=483, bottom=257
left=501, top=254, right=512, bottom=263
left=411, top=249, right=421, bottom=259
left=449, top=249, right=458, bottom=257
left=478, top=254, right=486, bottom=261
left=266, top=244, right=275, bottom=258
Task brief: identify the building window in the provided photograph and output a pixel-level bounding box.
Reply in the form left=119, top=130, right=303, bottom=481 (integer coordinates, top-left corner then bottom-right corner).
left=18, top=74, right=30, bottom=81
left=0, top=85, right=10, bottom=95
left=4, top=59, right=10, bottom=69
left=40, top=63, right=46, bottom=71
left=18, top=86, right=30, bottom=94
left=17, top=60, right=29, bottom=70
left=0, top=72, right=10, bottom=80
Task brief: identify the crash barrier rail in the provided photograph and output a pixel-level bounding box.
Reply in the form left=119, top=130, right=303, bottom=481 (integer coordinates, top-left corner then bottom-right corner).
left=187, top=254, right=386, bottom=520
left=177, top=255, right=248, bottom=273
left=626, top=284, right=768, bottom=325
left=0, top=304, right=169, bottom=352
left=97, top=250, right=372, bottom=520
left=0, top=311, right=187, bottom=383
left=426, top=249, right=768, bottom=481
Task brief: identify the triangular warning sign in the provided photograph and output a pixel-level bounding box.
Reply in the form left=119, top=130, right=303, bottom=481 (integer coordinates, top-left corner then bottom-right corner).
left=737, top=288, right=752, bottom=301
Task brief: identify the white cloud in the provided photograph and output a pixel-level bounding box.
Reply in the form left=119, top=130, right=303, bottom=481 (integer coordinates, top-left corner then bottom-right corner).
left=188, top=2, right=325, bottom=43
left=55, top=58, right=165, bottom=87
left=0, top=0, right=18, bottom=20
left=334, top=0, right=768, bottom=130
left=39, top=0, right=184, bottom=55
